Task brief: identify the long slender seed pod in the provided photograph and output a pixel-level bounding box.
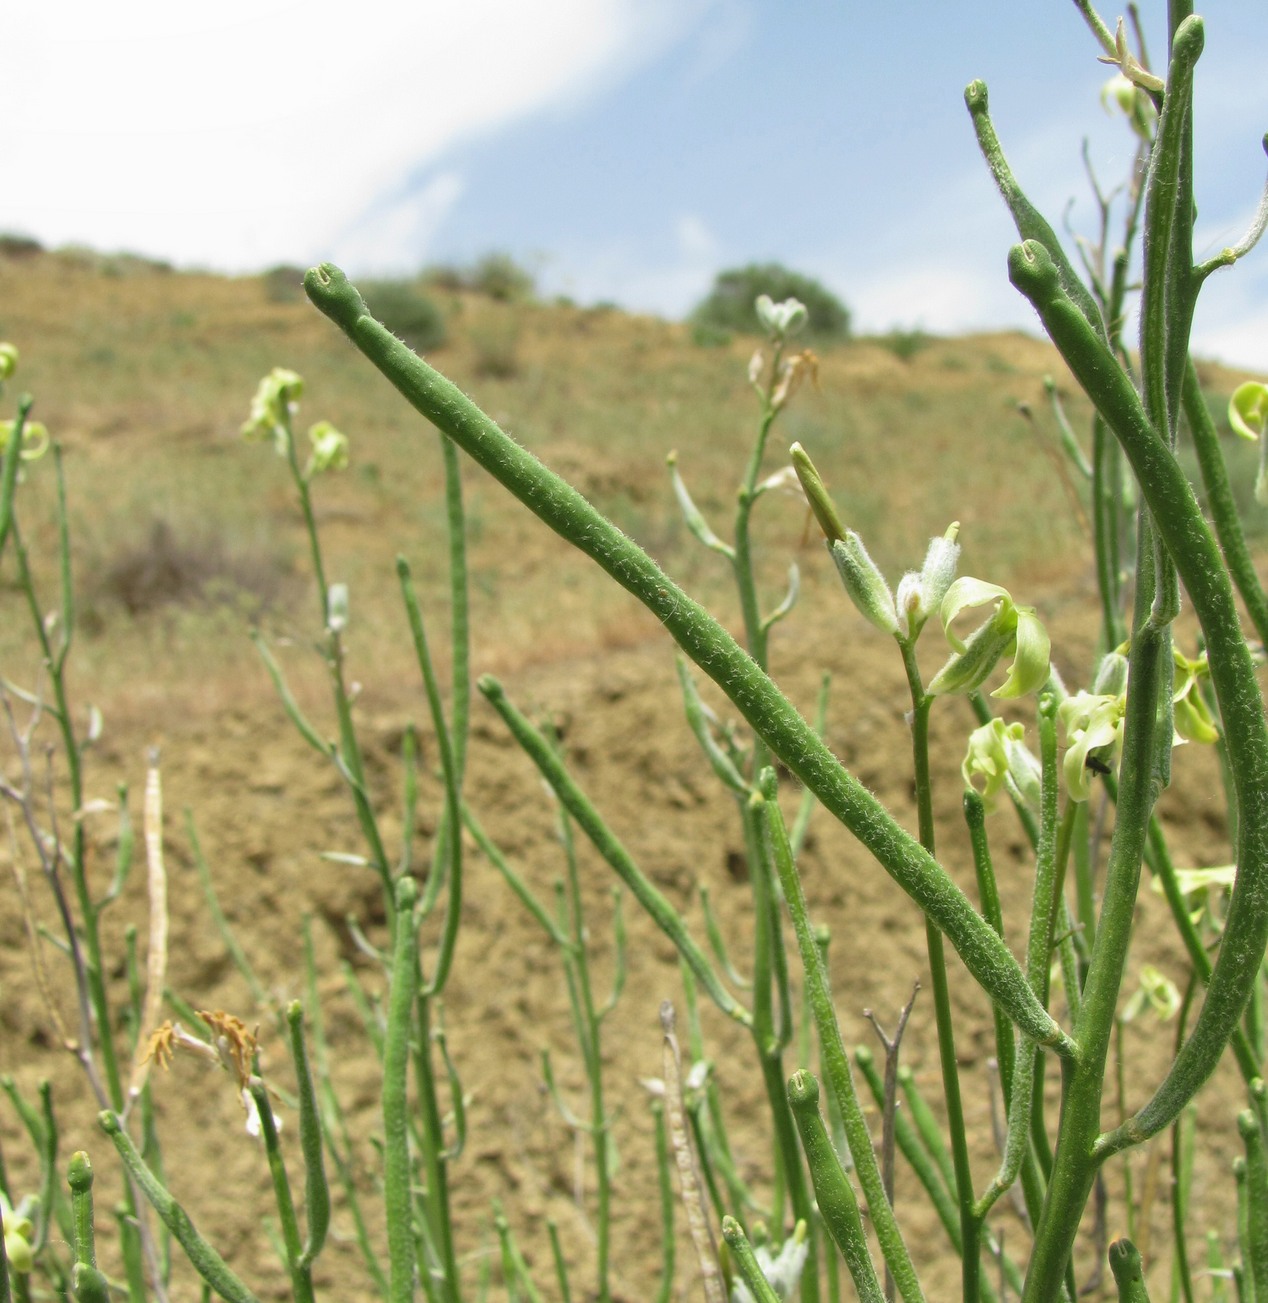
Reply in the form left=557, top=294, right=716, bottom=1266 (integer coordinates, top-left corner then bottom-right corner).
left=67, top=1151, right=96, bottom=1270
left=398, top=558, right=463, bottom=992
left=756, top=786, right=924, bottom=1300
left=305, top=263, right=1069, bottom=1056
left=97, top=1112, right=261, bottom=1303
left=1108, top=1239, right=1153, bottom=1302
left=964, top=81, right=1107, bottom=340
left=547, top=1221, right=572, bottom=1303
left=1234, top=1157, right=1256, bottom=1303
left=286, top=1003, right=329, bottom=1270
left=1239, top=1106, right=1268, bottom=1298
left=1009, top=239, right=1268, bottom=1138
left=786, top=1072, right=886, bottom=1303
left=383, top=876, right=419, bottom=1303
left=721, top=1217, right=781, bottom=1303
left=963, top=791, right=1017, bottom=1101
left=481, top=676, right=748, bottom=1025
left=1137, top=16, right=1203, bottom=440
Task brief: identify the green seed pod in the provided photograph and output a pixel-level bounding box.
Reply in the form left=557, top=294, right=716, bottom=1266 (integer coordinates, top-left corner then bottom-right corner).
left=1108, top=1238, right=1152, bottom=1301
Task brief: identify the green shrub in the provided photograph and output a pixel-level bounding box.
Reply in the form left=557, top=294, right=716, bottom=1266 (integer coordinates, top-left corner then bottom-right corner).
left=692, top=262, right=851, bottom=339
left=469, top=252, right=535, bottom=302
left=261, top=264, right=308, bottom=303
left=875, top=327, right=933, bottom=361
left=358, top=279, right=447, bottom=351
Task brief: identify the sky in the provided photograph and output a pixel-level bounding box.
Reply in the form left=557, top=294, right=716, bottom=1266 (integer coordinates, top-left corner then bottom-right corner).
left=10, top=1, right=1268, bottom=369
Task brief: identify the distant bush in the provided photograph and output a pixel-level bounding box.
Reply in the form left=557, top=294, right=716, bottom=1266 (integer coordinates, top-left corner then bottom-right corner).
left=0, top=233, right=43, bottom=260
left=471, top=313, right=522, bottom=379
left=692, top=262, right=851, bottom=339
left=94, top=518, right=285, bottom=618
left=421, top=254, right=535, bottom=302
left=470, top=252, right=535, bottom=302
left=875, top=327, right=932, bottom=361
left=691, top=321, right=734, bottom=348
left=359, top=280, right=447, bottom=351
left=261, top=264, right=307, bottom=303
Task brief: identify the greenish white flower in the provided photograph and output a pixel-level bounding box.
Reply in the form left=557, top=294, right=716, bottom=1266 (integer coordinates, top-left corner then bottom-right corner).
left=1151, top=863, right=1237, bottom=928
left=1058, top=689, right=1126, bottom=801
left=1228, top=382, right=1268, bottom=504
left=0, top=342, right=18, bottom=381
left=0, top=1192, right=34, bottom=1274
left=305, top=420, right=349, bottom=476
left=962, top=717, right=1041, bottom=813
left=1121, top=964, right=1181, bottom=1023
left=241, top=367, right=304, bottom=454
left=0, top=419, right=50, bottom=461
left=928, top=577, right=1051, bottom=699
left=1172, top=647, right=1219, bottom=745
left=755, top=294, right=808, bottom=342
left=731, top=1220, right=809, bottom=1303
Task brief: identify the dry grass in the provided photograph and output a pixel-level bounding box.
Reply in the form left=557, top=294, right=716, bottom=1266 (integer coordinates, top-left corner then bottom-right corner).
left=0, top=246, right=1258, bottom=712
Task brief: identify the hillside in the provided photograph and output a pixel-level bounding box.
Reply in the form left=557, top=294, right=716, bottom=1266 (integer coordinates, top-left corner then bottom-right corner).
left=0, top=244, right=1261, bottom=1300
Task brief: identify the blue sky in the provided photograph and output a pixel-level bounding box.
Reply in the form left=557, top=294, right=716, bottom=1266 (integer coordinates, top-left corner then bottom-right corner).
left=11, top=1, right=1268, bottom=367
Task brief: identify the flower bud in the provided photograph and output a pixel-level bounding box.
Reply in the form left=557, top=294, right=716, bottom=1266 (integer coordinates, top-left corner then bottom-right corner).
left=327, top=582, right=350, bottom=634
left=895, top=523, right=960, bottom=639
left=0, top=343, right=17, bottom=381
left=789, top=442, right=846, bottom=542
left=829, top=533, right=899, bottom=636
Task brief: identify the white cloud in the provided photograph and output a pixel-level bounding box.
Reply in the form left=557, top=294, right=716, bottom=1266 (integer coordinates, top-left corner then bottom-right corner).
left=675, top=214, right=718, bottom=260
left=8, top=0, right=714, bottom=271
left=325, top=173, right=466, bottom=276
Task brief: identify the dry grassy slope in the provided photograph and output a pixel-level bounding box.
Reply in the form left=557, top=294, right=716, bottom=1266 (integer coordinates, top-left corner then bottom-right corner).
left=0, top=247, right=1261, bottom=1299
